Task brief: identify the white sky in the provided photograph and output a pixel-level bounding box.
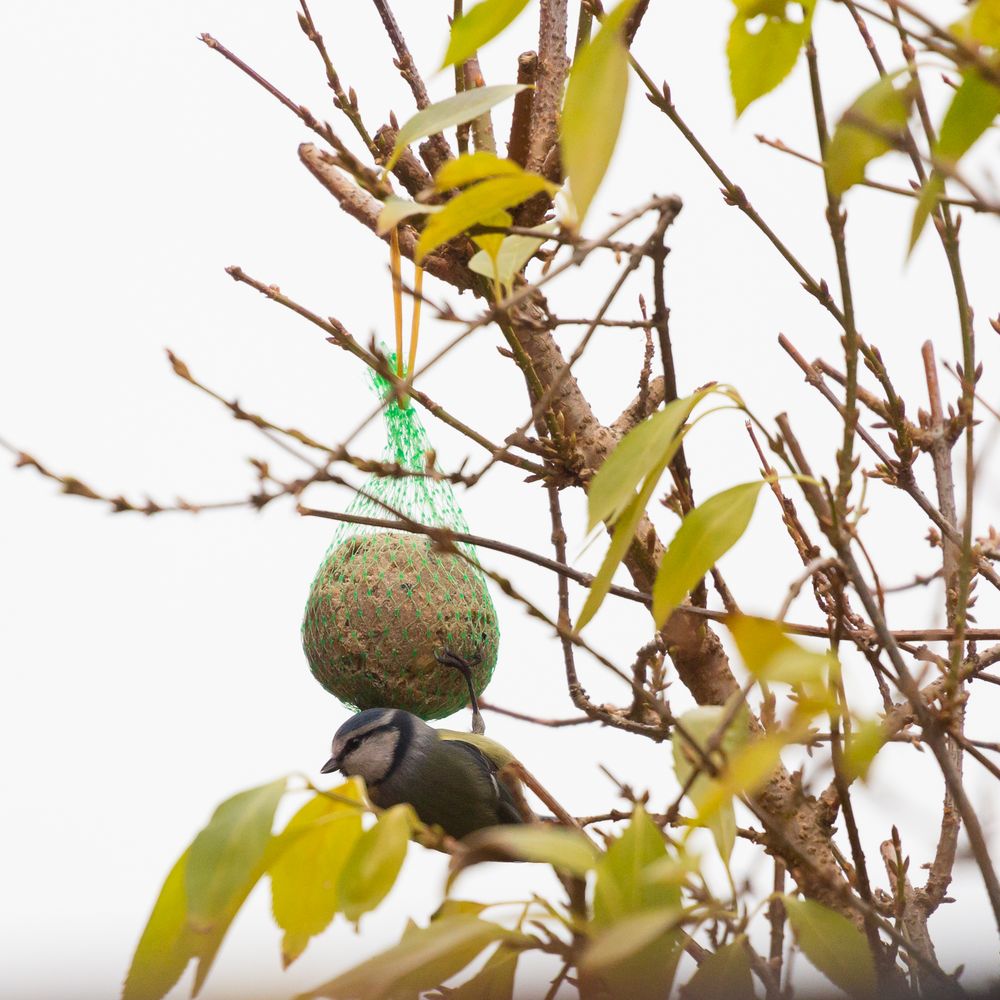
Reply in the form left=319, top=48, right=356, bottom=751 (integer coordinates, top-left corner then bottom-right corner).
left=2, top=1, right=998, bottom=997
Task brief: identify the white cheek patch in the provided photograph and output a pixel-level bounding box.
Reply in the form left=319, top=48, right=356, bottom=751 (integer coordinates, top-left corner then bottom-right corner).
left=346, top=729, right=401, bottom=785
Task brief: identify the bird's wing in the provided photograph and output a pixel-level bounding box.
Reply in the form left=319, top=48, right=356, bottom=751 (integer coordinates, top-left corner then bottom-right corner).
left=443, top=738, right=525, bottom=826
left=437, top=729, right=515, bottom=768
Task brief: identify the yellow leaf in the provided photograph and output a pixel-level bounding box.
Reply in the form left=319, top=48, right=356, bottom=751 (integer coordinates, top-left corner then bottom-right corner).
left=730, top=615, right=835, bottom=687
left=415, top=173, right=553, bottom=262
left=269, top=783, right=364, bottom=966
left=435, top=151, right=524, bottom=189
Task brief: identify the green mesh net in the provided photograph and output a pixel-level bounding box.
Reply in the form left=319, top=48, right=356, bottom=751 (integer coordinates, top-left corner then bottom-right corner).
left=301, top=365, right=500, bottom=720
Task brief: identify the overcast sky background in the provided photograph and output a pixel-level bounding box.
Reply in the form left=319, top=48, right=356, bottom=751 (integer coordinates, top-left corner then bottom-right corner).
left=2, top=1, right=998, bottom=997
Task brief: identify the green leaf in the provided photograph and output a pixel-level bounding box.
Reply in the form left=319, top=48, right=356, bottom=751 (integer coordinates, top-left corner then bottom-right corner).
left=449, top=943, right=520, bottom=1000
left=652, top=482, right=764, bottom=626
left=451, top=826, right=599, bottom=884
left=269, top=782, right=364, bottom=967
left=907, top=69, right=1000, bottom=253
left=561, top=0, right=637, bottom=227
left=376, top=196, right=442, bottom=236
left=122, top=849, right=193, bottom=1000
left=338, top=804, right=413, bottom=923
left=683, top=939, right=754, bottom=1000
left=641, top=850, right=700, bottom=888
left=435, top=151, right=525, bottom=189
left=727, top=1, right=815, bottom=116
left=671, top=705, right=749, bottom=863
left=783, top=896, right=877, bottom=998
left=843, top=719, right=886, bottom=783
left=587, top=817, right=686, bottom=1000
left=388, top=85, right=528, bottom=170
left=432, top=898, right=491, bottom=921
left=468, top=224, right=556, bottom=291
left=578, top=385, right=742, bottom=630
left=443, top=0, right=533, bottom=68
left=415, top=173, right=553, bottom=261
left=588, top=389, right=715, bottom=532
left=125, top=844, right=275, bottom=1000
left=593, top=805, right=678, bottom=927
left=730, top=615, right=835, bottom=687
left=937, top=70, right=1000, bottom=163
left=825, top=74, right=915, bottom=196
left=576, top=486, right=652, bottom=631
left=908, top=171, right=944, bottom=253
left=971, top=0, right=1000, bottom=46
left=581, top=907, right=682, bottom=971
left=186, top=777, right=286, bottom=930
left=297, top=916, right=513, bottom=1000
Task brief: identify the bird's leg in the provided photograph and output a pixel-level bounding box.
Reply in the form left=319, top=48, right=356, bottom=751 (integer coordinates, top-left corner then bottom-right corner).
left=434, top=647, right=485, bottom=735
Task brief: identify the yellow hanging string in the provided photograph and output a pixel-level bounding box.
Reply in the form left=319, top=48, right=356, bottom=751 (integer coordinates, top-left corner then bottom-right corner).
left=390, top=227, right=404, bottom=407
left=405, top=266, right=424, bottom=407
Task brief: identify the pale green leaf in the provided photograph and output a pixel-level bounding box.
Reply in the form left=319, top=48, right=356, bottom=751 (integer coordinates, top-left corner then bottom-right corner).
left=449, top=944, right=519, bottom=1000
left=908, top=172, right=944, bottom=253
left=671, top=705, right=749, bottom=863
left=435, top=151, right=525, bottom=189
left=783, top=896, right=878, bottom=997
left=388, top=85, right=527, bottom=170
left=186, top=777, right=286, bottom=929
left=297, top=916, right=512, bottom=1000
left=586, top=822, right=685, bottom=1000
left=825, top=74, right=915, bottom=196
left=416, top=173, right=553, bottom=261
left=122, top=849, right=192, bottom=1000
left=588, top=389, right=714, bottom=531
left=641, top=850, right=700, bottom=888
left=443, top=0, right=533, bottom=68
left=652, top=482, right=764, bottom=626
left=472, top=209, right=513, bottom=263
left=269, top=782, right=365, bottom=966
left=694, top=734, right=788, bottom=822
left=468, top=224, right=556, bottom=289
left=937, top=70, right=1000, bottom=163
left=683, top=939, right=754, bottom=1000
left=593, top=805, right=678, bottom=927
left=728, top=1, right=815, bottom=116
left=730, top=614, right=834, bottom=686
left=376, top=197, right=442, bottom=236
left=338, top=804, right=413, bottom=923
left=451, top=826, right=599, bottom=884
left=581, top=907, right=682, bottom=971
left=561, top=0, right=637, bottom=227
left=843, top=719, right=886, bottom=783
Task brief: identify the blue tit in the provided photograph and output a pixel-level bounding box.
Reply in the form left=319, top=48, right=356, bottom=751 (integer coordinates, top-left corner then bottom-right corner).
left=322, top=708, right=525, bottom=840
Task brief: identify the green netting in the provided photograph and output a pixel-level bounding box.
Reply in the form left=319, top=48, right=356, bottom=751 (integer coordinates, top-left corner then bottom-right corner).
left=301, top=363, right=500, bottom=720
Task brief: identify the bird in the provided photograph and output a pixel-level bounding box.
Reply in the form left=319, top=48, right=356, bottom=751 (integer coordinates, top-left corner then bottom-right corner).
left=321, top=707, right=525, bottom=840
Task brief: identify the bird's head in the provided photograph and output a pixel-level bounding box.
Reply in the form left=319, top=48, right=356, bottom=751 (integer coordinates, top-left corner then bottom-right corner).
left=322, top=708, right=420, bottom=788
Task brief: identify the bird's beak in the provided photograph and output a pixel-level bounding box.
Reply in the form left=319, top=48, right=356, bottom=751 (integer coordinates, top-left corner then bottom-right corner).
left=320, top=755, right=341, bottom=775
